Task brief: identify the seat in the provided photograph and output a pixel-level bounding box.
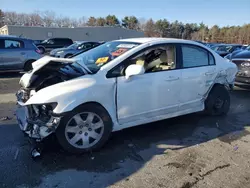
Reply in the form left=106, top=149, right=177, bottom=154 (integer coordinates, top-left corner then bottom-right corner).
left=146, top=51, right=168, bottom=71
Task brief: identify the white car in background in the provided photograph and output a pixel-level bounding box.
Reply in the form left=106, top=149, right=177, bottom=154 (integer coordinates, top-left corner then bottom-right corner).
left=16, top=38, right=237, bottom=154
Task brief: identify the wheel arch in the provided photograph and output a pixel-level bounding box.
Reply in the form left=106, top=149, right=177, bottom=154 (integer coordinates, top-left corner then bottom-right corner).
left=66, top=101, right=114, bottom=127
left=37, top=45, right=45, bottom=53
left=23, top=59, right=36, bottom=70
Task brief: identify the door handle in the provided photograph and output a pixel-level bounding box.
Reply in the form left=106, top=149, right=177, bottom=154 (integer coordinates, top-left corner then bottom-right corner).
left=165, top=76, right=179, bottom=81
left=20, top=52, right=26, bottom=55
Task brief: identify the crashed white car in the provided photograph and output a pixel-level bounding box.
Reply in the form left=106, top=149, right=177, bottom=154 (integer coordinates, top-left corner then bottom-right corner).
left=16, top=38, right=237, bottom=154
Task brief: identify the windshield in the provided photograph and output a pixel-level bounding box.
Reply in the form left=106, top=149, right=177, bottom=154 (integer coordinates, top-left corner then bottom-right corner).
left=216, top=45, right=232, bottom=52
left=67, top=43, right=80, bottom=49
left=246, top=46, right=250, bottom=51
left=72, top=41, right=140, bottom=73
left=41, top=39, right=48, bottom=44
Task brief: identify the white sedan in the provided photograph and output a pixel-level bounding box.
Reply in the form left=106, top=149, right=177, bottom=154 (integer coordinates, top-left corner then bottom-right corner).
left=16, top=38, right=238, bottom=154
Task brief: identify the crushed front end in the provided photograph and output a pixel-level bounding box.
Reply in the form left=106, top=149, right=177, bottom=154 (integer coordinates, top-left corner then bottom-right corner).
left=15, top=56, right=88, bottom=141
left=16, top=89, right=61, bottom=141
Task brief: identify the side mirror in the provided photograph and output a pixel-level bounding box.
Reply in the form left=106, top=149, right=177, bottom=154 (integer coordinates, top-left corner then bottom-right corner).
left=125, top=64, right=145, bottom=79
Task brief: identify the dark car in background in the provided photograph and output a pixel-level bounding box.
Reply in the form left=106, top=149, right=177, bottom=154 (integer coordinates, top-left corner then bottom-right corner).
left=50, top=41, right=102, bottom=58
left=211, top=44, right=242, bottom=57
left=36, top=38, right=73, bottom=54
left=32, top=40, right=43, bottom=45
left=0, top=35, right=41, bottom=72
left=224, top=45, right=250, bottom=88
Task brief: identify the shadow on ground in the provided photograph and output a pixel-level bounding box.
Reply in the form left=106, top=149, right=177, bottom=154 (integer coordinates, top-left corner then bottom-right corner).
left=0, top=89, right=250, bottom=188
left=0, top=72, right=22, bottom=79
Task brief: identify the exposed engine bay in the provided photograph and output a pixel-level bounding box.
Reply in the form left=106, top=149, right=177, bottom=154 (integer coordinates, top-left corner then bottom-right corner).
left=16, top=56, right=88, bottom=140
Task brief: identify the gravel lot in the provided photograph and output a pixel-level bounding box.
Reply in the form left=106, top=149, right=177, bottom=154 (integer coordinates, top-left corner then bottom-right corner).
left=0, top=73, right=250, bottom=188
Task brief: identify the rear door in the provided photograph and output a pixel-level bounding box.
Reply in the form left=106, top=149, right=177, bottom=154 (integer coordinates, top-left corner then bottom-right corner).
left=179, top=44, right=216, bottom=110
left=1, top=39, right=26, bottom=70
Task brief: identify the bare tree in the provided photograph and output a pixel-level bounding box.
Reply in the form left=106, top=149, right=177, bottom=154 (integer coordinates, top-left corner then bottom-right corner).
left=144, top=19, right=156, bottom=37
left=4, top=12, right=19, bottom=25
left=138, top=17, right=146, bottom=31
left=78, top=16, right=87, bottom=27
left=40, top=11, right=56, bottom=27
left=0, top=9, right=5, bottom=27
left=30, top=13, right=43, bottom=26
left=96, top=17, right=106, bottom=26
left=56, top=17, right=71, bottom=27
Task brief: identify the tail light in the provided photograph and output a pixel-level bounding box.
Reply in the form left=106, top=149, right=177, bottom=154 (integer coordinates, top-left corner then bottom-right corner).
left=35, top=49, right=41, bottom=54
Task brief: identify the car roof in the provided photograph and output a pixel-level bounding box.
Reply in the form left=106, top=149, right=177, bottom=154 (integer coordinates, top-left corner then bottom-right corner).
left=115, top=37, right=202, bottom=45
left=0, top=35, right=31, bottom=41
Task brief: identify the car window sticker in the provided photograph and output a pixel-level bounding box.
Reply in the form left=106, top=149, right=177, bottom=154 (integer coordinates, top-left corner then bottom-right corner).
left=111, top=48, right=128, bottom=56
left=96, top=57, right=109, bottom=65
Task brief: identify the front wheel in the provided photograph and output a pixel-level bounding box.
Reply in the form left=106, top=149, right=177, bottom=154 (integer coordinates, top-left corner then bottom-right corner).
left=205, top=84, right=230, bottom=116
left=56, top=104, right=113, bottom=153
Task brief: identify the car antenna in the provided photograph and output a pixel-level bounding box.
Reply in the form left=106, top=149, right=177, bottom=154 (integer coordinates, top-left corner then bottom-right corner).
left=19, top=34, right=23, bottom=38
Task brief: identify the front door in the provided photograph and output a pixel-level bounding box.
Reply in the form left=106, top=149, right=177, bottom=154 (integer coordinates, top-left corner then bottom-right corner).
left=115, top=44, right=181, bottom=124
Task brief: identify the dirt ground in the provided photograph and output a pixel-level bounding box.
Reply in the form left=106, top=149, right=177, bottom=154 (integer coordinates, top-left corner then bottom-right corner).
left=0, top=75, right=250, bottom=188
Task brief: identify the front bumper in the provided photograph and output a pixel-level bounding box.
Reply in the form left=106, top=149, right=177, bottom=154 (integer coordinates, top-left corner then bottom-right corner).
left=15, top=103, right=61, bottom=140
left=235, top=76, right=250, bottom=88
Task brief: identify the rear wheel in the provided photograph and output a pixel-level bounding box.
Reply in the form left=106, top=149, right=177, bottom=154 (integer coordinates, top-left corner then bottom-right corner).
left=205, top=84, right=230, bottom=116
left=56, top=104, right=113, bottom=153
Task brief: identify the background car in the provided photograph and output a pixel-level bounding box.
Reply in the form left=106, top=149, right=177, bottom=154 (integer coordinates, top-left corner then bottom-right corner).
left=211, top=44, right=242, bottom=57
left=49, top=41, right=102, bottom=58
left=32, top=40, right=43, bottom=45
left=241, top=45, right=249, bottom=50
left=0, top=35, right=41, bottom=72
left=224, top=45, right=250, bottom=88
left=36, top=38, right=73, bottom=54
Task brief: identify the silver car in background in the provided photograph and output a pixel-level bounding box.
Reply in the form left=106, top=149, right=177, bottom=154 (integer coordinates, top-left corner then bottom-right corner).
left=49, top=41, right=102, bottom=58
left=0, top=35, right=42, bottom=72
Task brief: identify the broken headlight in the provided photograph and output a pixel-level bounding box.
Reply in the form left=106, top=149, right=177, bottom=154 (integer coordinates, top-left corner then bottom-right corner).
left=32, top=102, right=58, bottom=117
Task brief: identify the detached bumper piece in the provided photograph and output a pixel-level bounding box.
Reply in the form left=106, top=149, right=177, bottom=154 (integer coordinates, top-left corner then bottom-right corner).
left=15, top=104, right=61, bottom=140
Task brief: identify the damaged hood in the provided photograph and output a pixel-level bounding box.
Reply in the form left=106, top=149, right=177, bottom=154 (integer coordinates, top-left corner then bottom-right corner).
left=25, top=76, right=96, bottom=107
left=20, top=56, right=90, bottom=88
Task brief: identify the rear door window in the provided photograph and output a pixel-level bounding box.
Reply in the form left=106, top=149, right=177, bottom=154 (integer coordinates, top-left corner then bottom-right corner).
left=4, top=39, right=24, bottom=49
left=182, top=45, right=209, bottom=68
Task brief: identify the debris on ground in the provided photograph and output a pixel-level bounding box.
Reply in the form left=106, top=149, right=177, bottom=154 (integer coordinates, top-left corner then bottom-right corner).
left=234, top=145, right=239, bottom=151
left=91, top=157, right=95, bottom=160
left=0, top=116, right=11, bottom=121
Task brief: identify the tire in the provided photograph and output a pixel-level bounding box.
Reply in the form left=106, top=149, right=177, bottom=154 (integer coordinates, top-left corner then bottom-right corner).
left=64, top=54, right=73, bottom=58
left=205, top=84, right=230, bottom=116
left=56, top=103, right=113, bottom=154
left=37, top=46, right=45, bottom=54
left=24, top=60, right=35, bottom=71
